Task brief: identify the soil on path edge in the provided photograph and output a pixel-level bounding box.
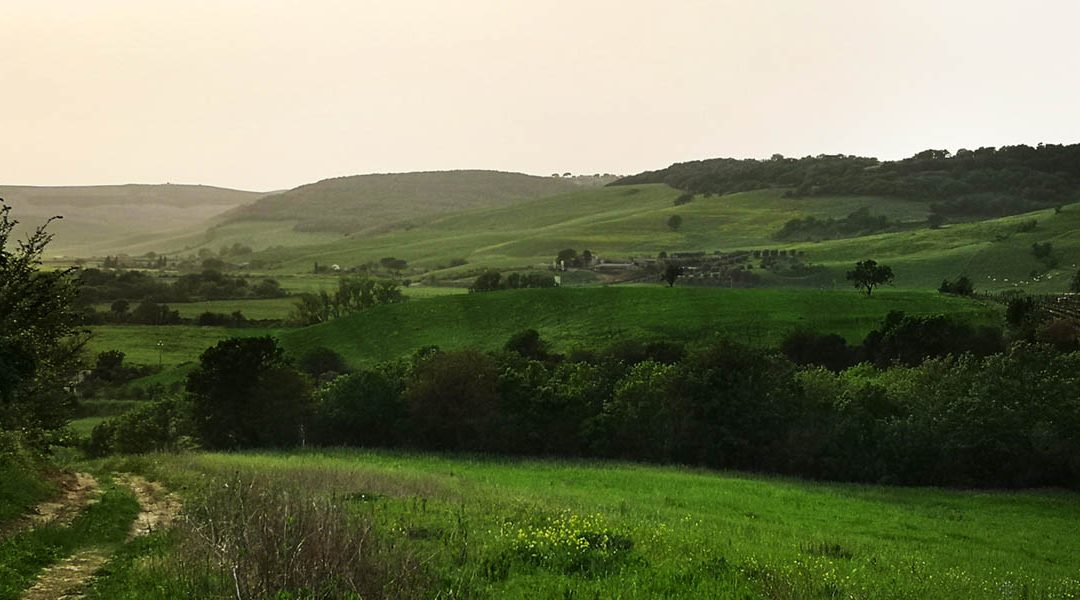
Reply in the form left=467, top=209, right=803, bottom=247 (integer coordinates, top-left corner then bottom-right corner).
left=20, top=473, right=180, bottom=600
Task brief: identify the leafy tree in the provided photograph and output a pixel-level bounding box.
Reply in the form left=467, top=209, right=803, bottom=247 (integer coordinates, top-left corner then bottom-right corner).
left=110, top=299, right=130, bottom=320
left=90, top=350, right=128, bottom=384
left=290, top=277, right=403, bottom=324
left=470, top=271, right=503, bottom=293
left=0, top=201, right=84, bottom=431
left=504, top=329, right=550, bottom=361
left=780, top=330, right=856, bottom=372
left=846, top=260, right=894, bottom=296
left=927, top=213, right=945, bottom=229
left=404, top=349, right=499, bottom=451
left=1071, top=269, right=1080, bottom=293
left=187, top=337, right=312, bottom=449
left=86, top=397, right=193, bottom=457
left=556, top=248, right=579, bottom=269
left=130, top=301, right=181, bottom=325
left=598, top=360, right=678, bottom=460
left=661, top=262, right=683, bottom=287
left=297, top=346, right=348, bottom=380
left=667, top=214, right=683, bottom=231
left=311, top=368, right=404, bottom=446
left=938, top=276, right=974, bottom=296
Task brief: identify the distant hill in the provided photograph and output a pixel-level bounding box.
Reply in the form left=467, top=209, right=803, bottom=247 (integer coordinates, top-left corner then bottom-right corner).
left=230, top=182, right=1078, bottom=294
left=0, top=184, right=266, bottom=256
left=222, top=170, right=581, bottom=234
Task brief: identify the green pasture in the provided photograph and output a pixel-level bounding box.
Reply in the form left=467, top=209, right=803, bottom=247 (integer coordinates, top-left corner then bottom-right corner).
left=281, top=286, right=1002, bottom=365
left=168, top=184, right=1077, bottom=295
left=106, top=450, right=1080, bottom=599
left=86, top=325, right=278, bottom=367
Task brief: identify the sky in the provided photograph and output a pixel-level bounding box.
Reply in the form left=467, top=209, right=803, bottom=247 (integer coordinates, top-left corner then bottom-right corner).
left=3, top=0, right=1079, bottom=191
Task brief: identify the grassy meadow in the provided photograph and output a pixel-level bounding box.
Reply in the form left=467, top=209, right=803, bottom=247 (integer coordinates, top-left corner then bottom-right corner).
left=85, top=325, right=279, bottom=368
left=89, top=449, right=1080, bottom=599
left=280, top=286, right=1002, bottom=365
left=127, top=184, right=1080, bottom=295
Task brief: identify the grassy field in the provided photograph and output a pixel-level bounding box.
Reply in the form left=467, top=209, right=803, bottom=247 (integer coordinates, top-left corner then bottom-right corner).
left=94, top=449, right=1080, bottom=599
left=154, top=184, right=1080, bottom=294
left=281, top=286, right=1002, bottom=365
left=82, top=287, right=1000, bottom=377
left=86, top=325, right=279, bottom=367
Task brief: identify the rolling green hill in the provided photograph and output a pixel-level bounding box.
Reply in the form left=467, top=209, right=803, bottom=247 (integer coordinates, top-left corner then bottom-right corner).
left=222, top=170, right=582, bottom=234
left=279, top=286, right=1001, bottom=365
left=0, top=184, right=267, bottom=256
left=220, top=184, right=1078, bottom=294
left=239, top=185, right=928, bottom=271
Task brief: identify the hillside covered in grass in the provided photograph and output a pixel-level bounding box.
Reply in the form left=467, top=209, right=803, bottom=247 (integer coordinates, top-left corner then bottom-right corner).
left=280, top=286, right=1001, bottom=365
left=225, top=183, right=1078, bottom=294
left=222, top=170, right=582, bottom=234
left=1, top=184, right=266, bottom=256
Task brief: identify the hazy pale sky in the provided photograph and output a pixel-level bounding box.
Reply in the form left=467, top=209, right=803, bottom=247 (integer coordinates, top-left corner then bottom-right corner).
left=3, top=0, right=1079, bottom=191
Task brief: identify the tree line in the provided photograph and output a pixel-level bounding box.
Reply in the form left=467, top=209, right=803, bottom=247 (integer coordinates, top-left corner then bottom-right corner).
left=76, top=268, right=286, bottom=306
left=614, top=144, right=1080, bottom=219
left=89, top=308, right=1080, bottom=489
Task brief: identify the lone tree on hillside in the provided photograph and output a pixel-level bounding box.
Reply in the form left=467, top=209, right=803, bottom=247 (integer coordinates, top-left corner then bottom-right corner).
left=1070, top=268, right=1080, bottom=293
left=846, top=259, right=894, bottom=296
left=662, top=262, right=683, bottom=287
left=667, top=214, right=683, bottom=231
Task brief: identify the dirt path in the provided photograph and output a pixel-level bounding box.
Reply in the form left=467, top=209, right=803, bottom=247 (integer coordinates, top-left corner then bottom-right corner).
left=1, top=471, right=100, bottom=542
left=20, top=550, right=111, bottom=600
left=19, top=473, right=180, bottom=600
left=113, top=473, right=182, bottom=539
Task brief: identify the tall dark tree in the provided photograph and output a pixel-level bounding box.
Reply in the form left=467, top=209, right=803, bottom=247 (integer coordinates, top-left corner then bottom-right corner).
left=667, top=214, right=684, bottom=231
left=846, top=260, right=894, bottom=296
left=187, top=336, right=312, bottom=449
left=662, top=262, right=683, bottom=287
left=0, top=201, right=84, bottom=431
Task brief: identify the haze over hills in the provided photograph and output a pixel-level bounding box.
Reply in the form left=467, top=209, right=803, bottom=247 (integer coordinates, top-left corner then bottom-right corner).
left=0, top=184, right=267, bottom=256
left=4, top=146, right=1078, bottom=298
left=221, top=170, right=585, bottom=234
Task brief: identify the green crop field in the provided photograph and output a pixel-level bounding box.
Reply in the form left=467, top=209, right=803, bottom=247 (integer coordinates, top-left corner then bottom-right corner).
left=281, top=286, right=1002, bottom=365
left=96, top=450, right=1080, bottom=599
left=86, top=325, right=279, bottom=367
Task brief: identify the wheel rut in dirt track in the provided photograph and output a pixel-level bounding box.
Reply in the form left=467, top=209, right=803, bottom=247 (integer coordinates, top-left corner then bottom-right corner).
left=20, top=472, right=180, bottom=600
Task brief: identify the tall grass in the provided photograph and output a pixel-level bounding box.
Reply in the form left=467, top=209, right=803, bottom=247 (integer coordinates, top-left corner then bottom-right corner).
left=90, top=468, right=431, bottom=599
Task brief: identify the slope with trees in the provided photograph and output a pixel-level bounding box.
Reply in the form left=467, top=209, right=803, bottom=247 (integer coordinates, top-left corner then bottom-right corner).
left=614, top=144, right=1080, bottom=219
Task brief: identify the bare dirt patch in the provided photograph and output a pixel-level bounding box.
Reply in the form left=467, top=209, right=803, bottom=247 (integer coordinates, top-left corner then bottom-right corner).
left=113, top=473, right=181, bottom=539
left=20, top=549, right=110, bottom=600
left=1, top=472, right=100, bottom=542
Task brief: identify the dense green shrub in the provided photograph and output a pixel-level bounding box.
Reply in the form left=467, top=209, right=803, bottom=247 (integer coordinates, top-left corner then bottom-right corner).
left=311, top=368, right=405, bottom=447
left=86, top=397, right=195, bottom=457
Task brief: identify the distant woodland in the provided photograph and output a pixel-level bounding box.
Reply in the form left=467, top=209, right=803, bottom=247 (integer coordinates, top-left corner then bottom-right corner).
left=614, top=144, right=1080, bottom=219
